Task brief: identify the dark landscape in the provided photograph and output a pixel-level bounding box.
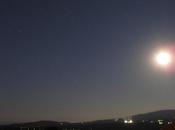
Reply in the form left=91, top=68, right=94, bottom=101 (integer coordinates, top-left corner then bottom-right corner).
left=1, top=110, right=175, bottom=130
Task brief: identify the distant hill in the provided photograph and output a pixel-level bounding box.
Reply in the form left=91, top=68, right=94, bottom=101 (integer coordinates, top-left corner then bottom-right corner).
left=132, top=110, right=175, bottom=121
left=9, top=121, right=70, bottom=127
left=85, top=119, right=116, bottom=125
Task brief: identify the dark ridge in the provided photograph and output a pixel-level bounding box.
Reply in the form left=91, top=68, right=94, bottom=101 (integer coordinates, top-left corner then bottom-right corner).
left=132, top=109, right=175, bottom=121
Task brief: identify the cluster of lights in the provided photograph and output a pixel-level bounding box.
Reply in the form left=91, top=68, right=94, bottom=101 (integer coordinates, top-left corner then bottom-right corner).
left=124, top=120, right=133, bottom=124
left=124, top=119, right=174, bottom=125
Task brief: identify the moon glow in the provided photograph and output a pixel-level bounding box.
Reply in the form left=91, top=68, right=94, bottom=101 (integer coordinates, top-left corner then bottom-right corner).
left=155, top=51, right=172, bottom=66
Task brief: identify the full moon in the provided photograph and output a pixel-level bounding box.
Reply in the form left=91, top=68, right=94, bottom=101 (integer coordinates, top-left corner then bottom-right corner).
left=155, top=51, right=172, bottom=66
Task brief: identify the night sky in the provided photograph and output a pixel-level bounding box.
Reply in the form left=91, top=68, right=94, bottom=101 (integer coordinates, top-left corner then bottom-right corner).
left=1, top=0, right=175, bottom=123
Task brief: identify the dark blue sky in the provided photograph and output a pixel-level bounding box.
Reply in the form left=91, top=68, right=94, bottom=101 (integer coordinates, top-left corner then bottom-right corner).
left=1, top=0, right=175, bottom=123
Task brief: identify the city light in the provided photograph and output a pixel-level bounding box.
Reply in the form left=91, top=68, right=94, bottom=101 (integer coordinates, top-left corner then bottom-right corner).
left=124, top=120, right=128, bottom=123
left=157, top=120, right=164, bottom=125
left=124, top=120, right=133, bottom=124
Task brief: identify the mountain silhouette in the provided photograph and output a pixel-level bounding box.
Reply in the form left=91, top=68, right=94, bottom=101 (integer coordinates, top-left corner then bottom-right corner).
left=132, top=110, right=175, bottom=121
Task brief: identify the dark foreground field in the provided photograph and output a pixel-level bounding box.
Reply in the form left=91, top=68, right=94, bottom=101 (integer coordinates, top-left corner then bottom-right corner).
left=0, top=122, right=162, bottom=130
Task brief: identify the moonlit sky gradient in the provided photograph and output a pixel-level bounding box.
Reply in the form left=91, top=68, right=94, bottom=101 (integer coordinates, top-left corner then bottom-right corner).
left=1, top=0, right=175, bottom=123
